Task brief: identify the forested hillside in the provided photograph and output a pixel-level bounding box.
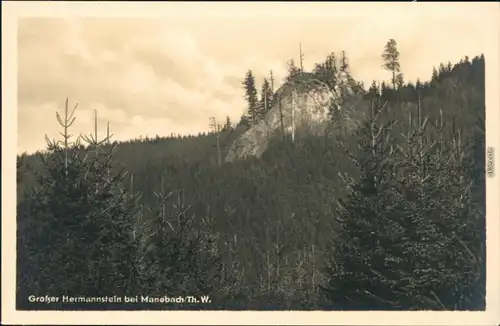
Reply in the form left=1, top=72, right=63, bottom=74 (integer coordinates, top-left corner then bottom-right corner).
left=16, top=39, right=486, bottom=310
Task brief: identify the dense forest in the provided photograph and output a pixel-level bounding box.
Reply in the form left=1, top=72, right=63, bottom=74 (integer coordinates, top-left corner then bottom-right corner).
left=16, top=39, right=486, bottom=310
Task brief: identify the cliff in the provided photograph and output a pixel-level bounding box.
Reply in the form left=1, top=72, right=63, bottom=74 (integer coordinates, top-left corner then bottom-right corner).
left=226, top=72, right=341, bottom=162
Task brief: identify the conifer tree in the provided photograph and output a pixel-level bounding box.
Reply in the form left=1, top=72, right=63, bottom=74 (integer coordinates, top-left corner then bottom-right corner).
left=136, top=186, right=224, bottom=307
left=17, top=99, right=141, bottom=307
left=322, top=98, right=485, bottom=310
left=242, top=70, right=259, bottom=126
left=313, top=52, right=338, bottom=91
left=269, top=70, right=275, bottom=94
left=395, top=73, right=405, bottom=90
left=382, top=39, right=402, bottom=91
left=367, top=80, right=380, bottom=100
left=338, top=51, right=364, bottom=96
left=286, top=59, right=301, bottom=82
left=380, top=81, right=395, bottom=103
left=209, top=117, right=222, bottom=167
left=259, top=78, right=274, bottom=118
left=393, top=99, right=484, bottom=309
left=439, top=63, right=446, bottom=75
left=431, top=67, right=439, bottom=83
left=238, top=114, right=250, bottom=128
left=223, top=116, right=232, bottom=131
left=322, top=101, right=400, bottom=309
left=269, top=70, right=276, bottom=111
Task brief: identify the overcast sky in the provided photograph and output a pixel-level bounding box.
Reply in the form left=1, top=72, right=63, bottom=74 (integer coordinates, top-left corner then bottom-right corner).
left=16, top=2, right=497, bottom=154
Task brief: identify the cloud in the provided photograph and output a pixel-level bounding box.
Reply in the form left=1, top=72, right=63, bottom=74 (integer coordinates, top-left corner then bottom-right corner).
left=16, top=3, right=496, bottom=153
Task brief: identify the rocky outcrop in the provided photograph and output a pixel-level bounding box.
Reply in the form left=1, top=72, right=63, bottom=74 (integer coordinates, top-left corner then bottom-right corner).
left=226, top=72, right=340, bottom=162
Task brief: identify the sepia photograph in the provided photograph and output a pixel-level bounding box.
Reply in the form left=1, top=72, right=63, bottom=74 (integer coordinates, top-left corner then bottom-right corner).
left=2, top=1, right=500, bottom=325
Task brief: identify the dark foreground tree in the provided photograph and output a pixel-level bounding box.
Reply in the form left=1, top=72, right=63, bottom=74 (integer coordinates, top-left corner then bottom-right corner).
left=322, top=99, right=485, bottom=310
left=17, top=100, right=141, bottom=308
left=136, top=185, right=224, bottom=309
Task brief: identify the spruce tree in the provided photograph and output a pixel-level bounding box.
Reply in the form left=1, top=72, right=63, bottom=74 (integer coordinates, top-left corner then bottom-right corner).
left=223, top=116, right=232, bottom=131
left=242, top=70, right=259, bottom=126
left=286, top=59, right=301, bottom=82
left=431, top=67, right=439, bottom=83
left=259, top=78, right=273, bottom=118
left=137, top=186, right=224, bottom=308
left=382, top=39, right=402, bottom=91
left=322, top=98, right=485, bottom=310
left=312, top=52, right=338, bottom=91
left=322, top=101, right=401, bottom=310
left=367, top=81, right=380, bottom=100
left=17, top=100, right=141, bottom=307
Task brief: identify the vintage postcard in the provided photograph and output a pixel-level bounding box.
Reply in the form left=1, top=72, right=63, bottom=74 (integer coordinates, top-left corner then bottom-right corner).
left=2, top=1, right=499, bottom=325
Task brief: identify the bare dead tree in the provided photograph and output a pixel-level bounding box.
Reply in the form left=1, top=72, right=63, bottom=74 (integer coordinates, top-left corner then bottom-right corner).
left=209, top=117, right=222, bottom=167
left=269, top=70, right=275, bottom=111
left=291, top=90, right=297, bottom=143
left=269, top=70, right=275, bottom=94
left=106, top=121, right=112, bottom=182
left=264, top=88, right=268, bottom=114
left=278, top=97, right=285, bottom=137
left=299, top=43, right=305, bottom=72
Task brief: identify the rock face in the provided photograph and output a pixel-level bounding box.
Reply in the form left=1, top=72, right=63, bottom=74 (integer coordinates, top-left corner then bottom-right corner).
left=226, top=72, right=340, bottom=162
